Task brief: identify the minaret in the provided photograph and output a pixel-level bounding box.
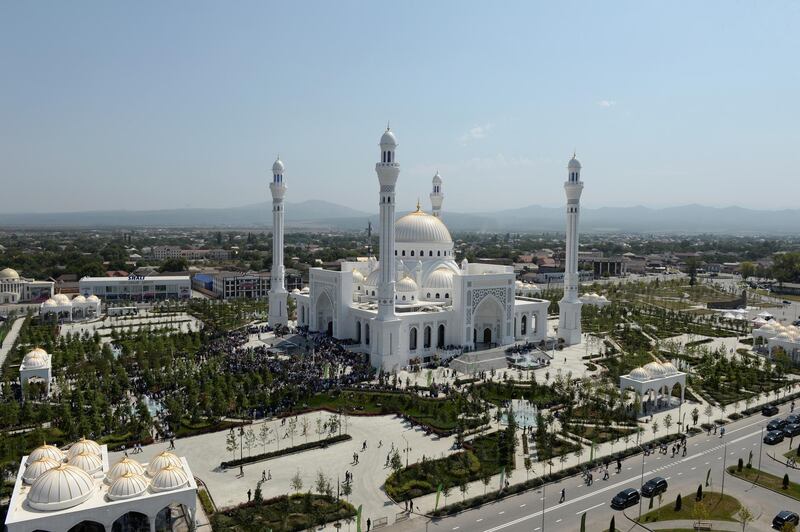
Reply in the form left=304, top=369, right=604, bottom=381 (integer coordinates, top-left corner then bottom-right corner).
left=430, top=171, right=443, bottom=218
left=558, top=153, right=584, bottom=345
left=268, top=156, right=288, bottom=327
left=376, top=127, right=400, bottom=320
left=372, top=126, right=402, bottom=368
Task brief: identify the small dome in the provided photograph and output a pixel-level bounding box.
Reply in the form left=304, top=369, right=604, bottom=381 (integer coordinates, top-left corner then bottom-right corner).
left=22, top=348, right=49, bottom=369
left=27, top=444, right=65, bottom=465
left=380, top=128, right=397, bottom=148
left=352, top=270, right=366, bottom=283
left=23, top=457, right=61, bottom=484
left=67, top=438, right=101, bottom=459
left=108, top=472, right=149, bottom=500
left=42, top=298, right=57, bottom=308
left=150, top=465, right=188, bottom=492
left=53, top=293, right=70, bottom=305
left=568, top=155, right=581, bottom=170
left=776, top=332, right=792, bottom=340
left=432, top=171, right=442, bottom=184
left=0, top=267, right=20, bottom=280
left=423, top=268, right=455, bottom=290
left=761, top=321, right=776, bottom=331
left=272, top=157, right=285, bottom=175
left=72, top=295, right=86, bottom=304
left=86, top=295, right=100, bottom=302
left=643, top=362, right=666, bottom=378
left=661, top=362, right=678, bottom=375
left=107, top=457, right=145, bottom=482
left=28, top=464, right=95, bottom=511
left=68, top=451, right=102, bottom=475
left=365, top=269, right=380, bottom=288
left=628, top=367, right=650, bottom=381
left=396, top=276, right=418, bottom=293
left=146, top=451, right=182, bottom=477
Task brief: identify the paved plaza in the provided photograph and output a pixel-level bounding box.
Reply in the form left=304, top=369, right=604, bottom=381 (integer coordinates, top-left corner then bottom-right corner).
left=59, top=310, right=202, bottom=342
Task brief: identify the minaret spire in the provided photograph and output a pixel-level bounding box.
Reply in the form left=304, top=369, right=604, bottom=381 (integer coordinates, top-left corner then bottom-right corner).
left=558, top=153, right=584, bottom=345
left=430, top=170, right=444, bottom=218
left=268, top=156, right=288, bottom=327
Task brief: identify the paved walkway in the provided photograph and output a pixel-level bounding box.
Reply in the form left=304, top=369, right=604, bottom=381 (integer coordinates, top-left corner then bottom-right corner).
left=0, top=317, right=25, bottom=367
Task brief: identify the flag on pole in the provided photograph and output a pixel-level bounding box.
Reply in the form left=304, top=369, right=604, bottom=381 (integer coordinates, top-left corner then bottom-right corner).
left=434, top=483, right=443, bottom=511
left=356, top=504, right=362, bottom=532
left=498, top=467, right=506, bottom=489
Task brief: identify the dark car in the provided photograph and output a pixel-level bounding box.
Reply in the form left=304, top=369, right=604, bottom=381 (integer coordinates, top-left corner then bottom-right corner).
left=611, top=488, right=640, bottom=510
left=641, top=476, right=668, bottom=498
left=773, top=510, right=800, bottom=529
left=764, top=430, right=785, bottom=445
left=767, top=418, right=788, bottom=431
left=786, top=414, right=800, bottom=425
left=762, top=404, right=779, bottom=416
left=783, top=423, right=800, bottom=438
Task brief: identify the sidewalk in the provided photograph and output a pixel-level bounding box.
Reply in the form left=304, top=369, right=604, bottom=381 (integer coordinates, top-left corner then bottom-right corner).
left=0, top=317, right=25, bottom=367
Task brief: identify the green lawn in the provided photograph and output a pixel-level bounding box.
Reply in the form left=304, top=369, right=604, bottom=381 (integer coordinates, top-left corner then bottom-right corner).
left=728, top=466, right=800, bottom=501
left=638, top=491, right=741, bottom=524
left=384, top=430, right=515, bottom=501
left=304, top=390, right=483, bottom=433
left=564, top=423, right=638, bottom=445
left=474, top=381, right=566, bottom=408
left=211, top=494, right=355, bottom=532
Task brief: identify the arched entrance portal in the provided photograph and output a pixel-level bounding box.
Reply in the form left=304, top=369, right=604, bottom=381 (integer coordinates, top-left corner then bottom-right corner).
left=473, top=295, right=503, bottom=349
left=112, top=511, right=150, bottom=532
left=315, top=291, right=334, bottom=336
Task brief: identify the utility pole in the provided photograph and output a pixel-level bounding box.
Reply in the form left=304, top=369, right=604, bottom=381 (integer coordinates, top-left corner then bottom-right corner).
left=720, top=439, right=727, bottom=498
left=756, top=426, right=764, bottom=484
left=638, top=445, right=646, bottom=520
left=541, top=482, right=546, bottom=531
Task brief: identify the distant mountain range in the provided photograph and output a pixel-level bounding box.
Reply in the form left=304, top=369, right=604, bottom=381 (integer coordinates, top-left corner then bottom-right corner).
left=0, top=200, right=796, bottom=234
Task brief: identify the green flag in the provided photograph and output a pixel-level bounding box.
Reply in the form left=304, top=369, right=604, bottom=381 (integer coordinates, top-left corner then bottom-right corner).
left=356, top=504, right=362, bottom=532
left=434, top=483, right=443, bottom=511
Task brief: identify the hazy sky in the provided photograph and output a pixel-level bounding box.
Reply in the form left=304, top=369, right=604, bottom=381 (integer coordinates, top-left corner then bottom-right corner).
left=1, top=1, right=799, bottom=214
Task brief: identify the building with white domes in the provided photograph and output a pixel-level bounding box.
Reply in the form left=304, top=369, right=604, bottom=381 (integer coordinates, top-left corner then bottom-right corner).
left=292, top=127, right=552, bottom=371
left=19, top=347, right=53, bottom=398
left=0, top=267, right=54, bottom=304
left=620, top=361, right=686, bottom=415
left=4, top=440, right=196, bottom=532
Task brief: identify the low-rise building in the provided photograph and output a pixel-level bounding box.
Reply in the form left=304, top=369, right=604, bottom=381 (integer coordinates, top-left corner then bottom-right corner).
left=78, top=275, right=191, bottom=301
left=0, top=268, right=54, bottom=304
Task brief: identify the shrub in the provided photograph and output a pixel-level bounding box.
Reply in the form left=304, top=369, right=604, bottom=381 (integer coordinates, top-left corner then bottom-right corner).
left=737, top=458, right=743, bottom=472
left=696, top=484, right=703, bottom=502
left=783, top=473, right=790, bottom=490
left=675, top=493, right=682, bottom=511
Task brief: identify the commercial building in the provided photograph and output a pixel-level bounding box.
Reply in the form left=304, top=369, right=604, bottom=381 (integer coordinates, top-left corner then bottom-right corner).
left=78, top=275, right=191, bottom=301
left=0, top=268, right=54, bottom=304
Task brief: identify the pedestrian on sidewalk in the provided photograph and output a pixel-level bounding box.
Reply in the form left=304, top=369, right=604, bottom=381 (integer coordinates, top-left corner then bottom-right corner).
left=559, top=488, right=565, bottom=503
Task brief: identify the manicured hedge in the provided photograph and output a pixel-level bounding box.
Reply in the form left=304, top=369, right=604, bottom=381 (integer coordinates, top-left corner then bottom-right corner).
left=221, top=434, right=351, bottom=468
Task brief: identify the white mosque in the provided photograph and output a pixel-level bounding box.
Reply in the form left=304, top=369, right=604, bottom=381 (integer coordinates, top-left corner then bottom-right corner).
left=283, top=127, right=584, bottom=371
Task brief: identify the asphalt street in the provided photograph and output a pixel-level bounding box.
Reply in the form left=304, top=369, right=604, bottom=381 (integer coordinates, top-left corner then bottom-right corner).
left=391, top=400, right=800, bottom=532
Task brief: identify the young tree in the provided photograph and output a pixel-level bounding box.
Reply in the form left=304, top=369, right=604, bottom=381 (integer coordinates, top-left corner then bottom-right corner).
left=290, top=469, right=303, bottom=493
left=675, top=493, right=682, bottom=511
left=704, top=404, right=713, bottom=426
left=390, top=449, right=403, bottom=474
left=696, top=484, right=703, bottom=502
left=783, top=473, right=790, bottom=490
left=651, top=421, right=660, bottom=440
left=258, top=423, right=271, bottom=454
left=664, top=414, right=673, bottom=435
left=286, top=418, right=298, bottom=447
left=524, top=457, right=532, bottom=480
left=244, top=427, right=256, bottom=457
left=341, top=478, right=353, bottom=500
left=301, top=417, right=310, bottom=443
left=442, top=484, right=452, bottom=505
left=226, top=431, right=238, bottom=461
left=737, top=505, right=754, bottom=531
left=315, top=469, right=331, bottom=496
left=459, top=478, right=469, bottom=502
left=481, top=471, right=491, bottom=495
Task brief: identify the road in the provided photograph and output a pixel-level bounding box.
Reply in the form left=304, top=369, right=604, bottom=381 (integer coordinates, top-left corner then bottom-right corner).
left=389, top=400, right=800, bottom=531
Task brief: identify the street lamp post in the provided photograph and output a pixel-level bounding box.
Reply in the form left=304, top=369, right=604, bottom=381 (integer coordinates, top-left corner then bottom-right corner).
left=756, top=426, right=764, bottom=484
left=541, top=482, right=546, bottom=532
left=720, top=439, right=727, bottom=498
left=638, top=444, right=646, bottom=520
left=401, top=434, right=410, bottom=467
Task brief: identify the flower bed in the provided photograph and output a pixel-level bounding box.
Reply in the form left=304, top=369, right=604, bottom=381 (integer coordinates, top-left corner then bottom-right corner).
left=221, top=434, right=351, bottom=469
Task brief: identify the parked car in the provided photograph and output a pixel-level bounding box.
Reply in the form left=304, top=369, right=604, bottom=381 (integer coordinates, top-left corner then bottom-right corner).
left=611, top=488, right=640, bottom=510
left=762, top=404, right=779, bottom=416
left=785, top=414, right=800, bottom=425
left=773, top=510, right=800, bottom=529
left=764, top=430, right=785, bottom=445
left=783, top=423, right=800, bottom=438
left=641, top=476, right=668, bottom=498
left=767, top=418, right=788, bottom=431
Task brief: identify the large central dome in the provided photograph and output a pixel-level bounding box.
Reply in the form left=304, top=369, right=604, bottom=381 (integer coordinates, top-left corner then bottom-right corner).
left=395, top=208, right=452, bottom=244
